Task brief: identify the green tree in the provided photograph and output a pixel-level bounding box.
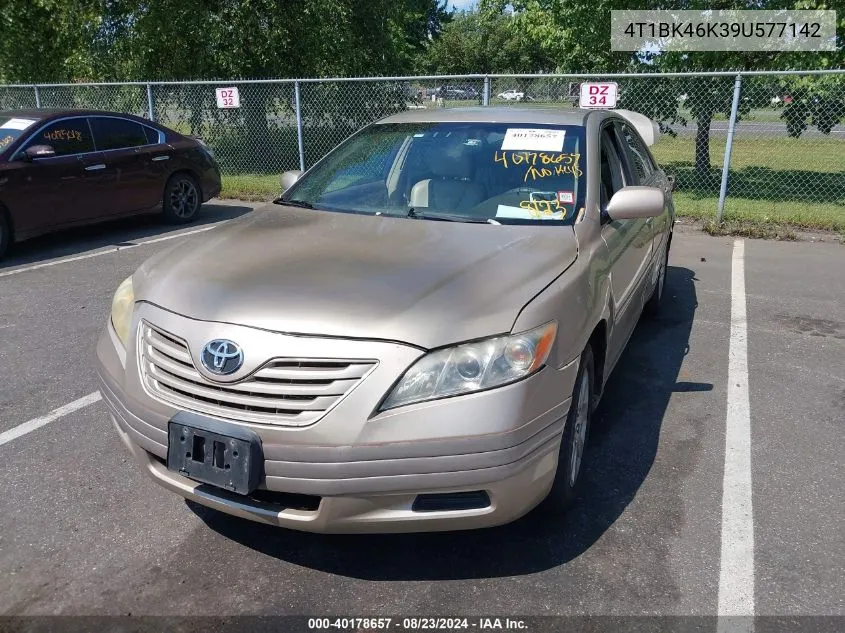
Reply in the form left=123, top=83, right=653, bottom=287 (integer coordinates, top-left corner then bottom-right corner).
left=779, top=74, right=845, bottom=136
left=101, top=0, right=449, bottom=80
left=75, top=0, right=449, bottom=155
left=773, top=0, right=845, bottom=137
left=506, top=0, right=650, bottom=73
left=621, top=62, right=753, bottom=177
left=485, top=0, right=843, bottom=174
left=0, top=0, right=101, bottom=82
left=422, top=6, right=551, bottom=74
left=642, top=1, right=842, bottom=172
left=2, top=0, right=450, bottom=83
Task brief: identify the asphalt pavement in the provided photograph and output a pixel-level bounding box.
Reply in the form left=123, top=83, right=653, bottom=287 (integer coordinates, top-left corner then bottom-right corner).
left=0, top=202, right=842, bottom=630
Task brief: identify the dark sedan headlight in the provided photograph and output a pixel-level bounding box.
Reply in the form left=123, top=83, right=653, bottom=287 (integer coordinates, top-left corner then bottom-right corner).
left=381, top=322, right=557, bottom=410
left=195, top=137, right=215, bottom=159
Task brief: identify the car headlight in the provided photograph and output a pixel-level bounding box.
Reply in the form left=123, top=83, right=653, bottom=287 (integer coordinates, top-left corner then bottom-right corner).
left=110, top=276, right=135, bottom=347
left=193, top=136, right=215, bottom=158
left=380, top=322, right=557, bottom=411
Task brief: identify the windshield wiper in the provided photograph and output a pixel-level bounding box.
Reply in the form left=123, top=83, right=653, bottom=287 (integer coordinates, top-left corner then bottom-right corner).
left=275, top=199, right=314, bottom=209
left=407, top=208, right=496, bottom=224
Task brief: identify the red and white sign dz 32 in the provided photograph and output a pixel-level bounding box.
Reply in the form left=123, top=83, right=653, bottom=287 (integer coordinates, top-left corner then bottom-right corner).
left=215, top=87, right=241, bottom=109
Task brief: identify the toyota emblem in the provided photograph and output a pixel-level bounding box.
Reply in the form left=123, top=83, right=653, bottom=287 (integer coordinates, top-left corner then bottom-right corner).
left=200, top=339, right=244, bottom=375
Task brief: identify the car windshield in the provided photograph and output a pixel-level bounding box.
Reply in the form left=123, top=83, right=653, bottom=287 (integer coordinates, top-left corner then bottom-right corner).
left=0, top=116, right=40, bottom=154
left=282, top=122, right=586, bottom=225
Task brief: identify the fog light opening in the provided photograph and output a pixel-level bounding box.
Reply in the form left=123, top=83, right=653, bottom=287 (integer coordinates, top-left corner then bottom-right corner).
left=412, top=491, right=491, bottom=512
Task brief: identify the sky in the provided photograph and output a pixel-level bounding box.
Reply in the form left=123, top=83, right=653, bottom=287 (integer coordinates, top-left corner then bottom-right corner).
left=448, top=0, right=477, bottom=11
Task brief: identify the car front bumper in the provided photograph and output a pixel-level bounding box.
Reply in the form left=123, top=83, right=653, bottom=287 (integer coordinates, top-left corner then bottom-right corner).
left=96, top=303, right=578, bottom=534
left=200, top=166, right=222, bottom=201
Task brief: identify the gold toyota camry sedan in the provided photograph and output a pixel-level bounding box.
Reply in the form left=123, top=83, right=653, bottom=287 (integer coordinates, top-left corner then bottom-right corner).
left=96, top=107, right=674, bottom=533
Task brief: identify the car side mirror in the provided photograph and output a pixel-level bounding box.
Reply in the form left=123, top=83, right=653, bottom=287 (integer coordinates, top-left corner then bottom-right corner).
left=23, top=145, right=56, bottom=161
left=280, top=170, right=302, bottom=194
left=606, top=186, right=664, bottom=221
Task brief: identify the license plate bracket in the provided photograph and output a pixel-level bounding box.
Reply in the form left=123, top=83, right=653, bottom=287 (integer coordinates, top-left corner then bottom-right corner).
left=167, top=411, right=262, bottom=495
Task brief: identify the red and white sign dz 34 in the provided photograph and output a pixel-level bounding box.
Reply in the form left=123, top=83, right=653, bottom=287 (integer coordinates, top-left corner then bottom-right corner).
left=579, top=82, right=618, bottom=109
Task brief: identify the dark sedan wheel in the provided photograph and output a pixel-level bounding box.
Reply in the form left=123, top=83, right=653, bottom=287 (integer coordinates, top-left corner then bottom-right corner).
left=162, top=173, right=201, bottom=224
left=539, top=344, right=594, bottom=516
left=0, top=212, right=10, bottom=260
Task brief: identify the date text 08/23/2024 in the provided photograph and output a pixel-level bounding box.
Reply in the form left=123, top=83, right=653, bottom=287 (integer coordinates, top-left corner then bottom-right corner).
left=306, top=617, right=529, bottom=630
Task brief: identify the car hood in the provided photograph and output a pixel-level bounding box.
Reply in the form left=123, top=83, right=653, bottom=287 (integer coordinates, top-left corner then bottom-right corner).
left=134, top=205, right=579, bottom=349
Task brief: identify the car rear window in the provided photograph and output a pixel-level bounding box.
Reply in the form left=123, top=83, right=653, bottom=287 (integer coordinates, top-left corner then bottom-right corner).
left=91, top=117, right=149, bottom=150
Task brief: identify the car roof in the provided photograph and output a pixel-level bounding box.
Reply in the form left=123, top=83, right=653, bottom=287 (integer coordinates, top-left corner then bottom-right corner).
left=376, top=107, right=661, bottom=145
left=376, top=107, right=592, bottom=126
left=0, top=108, right=154, bottom=122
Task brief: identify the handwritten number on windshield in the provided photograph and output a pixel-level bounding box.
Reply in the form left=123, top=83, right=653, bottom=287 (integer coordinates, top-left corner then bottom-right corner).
left=494, top=150, right=583, bottom=181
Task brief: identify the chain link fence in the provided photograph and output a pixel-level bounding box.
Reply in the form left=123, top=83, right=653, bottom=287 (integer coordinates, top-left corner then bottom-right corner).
left=1, top=71, right=843, bottom=224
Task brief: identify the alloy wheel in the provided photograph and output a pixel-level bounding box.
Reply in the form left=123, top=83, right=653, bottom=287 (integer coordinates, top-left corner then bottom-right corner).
left=170, top=179, right=199, bottom=218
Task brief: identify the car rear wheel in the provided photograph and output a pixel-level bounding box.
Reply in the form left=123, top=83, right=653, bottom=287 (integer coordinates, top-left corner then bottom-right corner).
left=0, top=212, right=10, bottom=260
left=162, top=173, right=201, bottom=224
left=539, top=344, right=594, bottom=515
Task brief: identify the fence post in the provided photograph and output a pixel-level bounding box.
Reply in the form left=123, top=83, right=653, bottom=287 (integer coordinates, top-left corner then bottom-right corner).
left=146, top=84, right=155, bottom=121
left=294, top=81, right=305, bottom=172
left=717, top=74, right=742, bottom=223
left=482, top=76, right=490, bottom=106
left=34, top=86, right=41, bottom=108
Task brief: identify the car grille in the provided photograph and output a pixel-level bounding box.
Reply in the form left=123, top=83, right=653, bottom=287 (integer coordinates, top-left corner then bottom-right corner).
left=138, top=321, right=376, bottom=426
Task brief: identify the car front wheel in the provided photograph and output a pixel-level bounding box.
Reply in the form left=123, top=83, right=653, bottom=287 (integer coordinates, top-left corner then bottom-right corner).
left=539, top=344, right=594, bottom=515
left=162, top=173, right=201, bottom=224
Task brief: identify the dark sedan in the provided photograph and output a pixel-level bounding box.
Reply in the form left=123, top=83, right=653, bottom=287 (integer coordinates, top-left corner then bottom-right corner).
left=0, top=109, right=222, bottom=258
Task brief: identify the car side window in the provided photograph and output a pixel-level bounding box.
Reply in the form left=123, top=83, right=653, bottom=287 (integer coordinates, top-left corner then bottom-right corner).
left=143, top=126, right=161, bottom=145
left=24, top=119, right=94, bottom=157
left=91, top=117, right=149, bottom=151
left=620, top=123, right=655, bottom=183
left=599, top=127, right=626, bottom=210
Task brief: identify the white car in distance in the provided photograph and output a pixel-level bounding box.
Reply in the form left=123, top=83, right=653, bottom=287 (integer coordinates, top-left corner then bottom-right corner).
left=498, top=89, right=525, bottom=101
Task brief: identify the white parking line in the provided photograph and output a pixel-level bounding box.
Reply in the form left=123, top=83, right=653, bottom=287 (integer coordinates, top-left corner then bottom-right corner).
left=0, top=392, right=101, bottom=447
left=717, top=239, right=755, bottom=632
left=0, top=224, right=220, bottom=278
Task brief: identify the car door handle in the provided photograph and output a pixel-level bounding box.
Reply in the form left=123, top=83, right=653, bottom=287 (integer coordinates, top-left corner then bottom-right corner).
left=151, top=155, right=170, bottom=162
left=85, top=164, right=106, bottom=171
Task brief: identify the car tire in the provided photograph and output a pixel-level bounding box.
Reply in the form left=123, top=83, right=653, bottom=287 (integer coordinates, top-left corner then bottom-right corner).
left=162, top=173, right=202, bottom=224
left=644, top=237, right=670, bottom=317
left=0, top=211, right=10, bottom=260
left=539, top=344, right=594, bottom=515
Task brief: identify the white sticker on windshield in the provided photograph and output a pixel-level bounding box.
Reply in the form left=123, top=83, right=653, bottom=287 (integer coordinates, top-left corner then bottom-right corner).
left=0, top=118, right=37, bottom=131
left=496, top=204, right=565, bottom=221
left=501, top=128, right=565, bottom=152
left=557, top=190, right=574, bottom=204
